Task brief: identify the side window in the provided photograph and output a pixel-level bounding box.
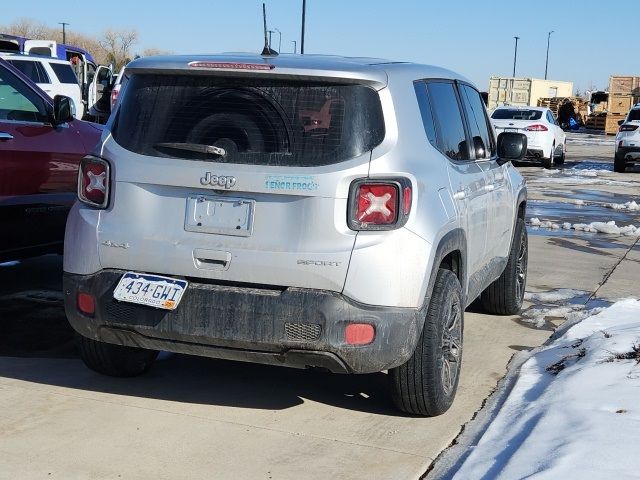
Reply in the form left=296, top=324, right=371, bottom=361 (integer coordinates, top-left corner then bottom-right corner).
left=35, top=62, right=51, bottom=84
left=459, top=84, right=496, bottom=159
left=0, top=65, right=49, bottom=123
left=50, top=63, right=79, bottom=84
left=414, top=81, right=437, bottom=146
left=547, top=111, right=556, bottom=124
left=426, top=81, right=470, bottom=161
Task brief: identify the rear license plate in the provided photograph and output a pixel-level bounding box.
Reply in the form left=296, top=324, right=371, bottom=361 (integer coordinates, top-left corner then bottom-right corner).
left=113, top=272, right=188, bottom=310
left=505, top=128, right=519, bottom=133
left=185, top=194, right=254, bottom=237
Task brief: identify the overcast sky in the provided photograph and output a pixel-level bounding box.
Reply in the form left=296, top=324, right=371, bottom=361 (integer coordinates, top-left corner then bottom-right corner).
left=5, top=0, right=637, bottom=92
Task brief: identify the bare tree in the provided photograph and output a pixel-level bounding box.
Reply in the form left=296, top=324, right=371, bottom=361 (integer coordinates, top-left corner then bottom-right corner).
left=141, top=47, right=172, bottom=57
left=3, top=18, right=50, bottom=39
left=99, top=28, right=138, bottom=69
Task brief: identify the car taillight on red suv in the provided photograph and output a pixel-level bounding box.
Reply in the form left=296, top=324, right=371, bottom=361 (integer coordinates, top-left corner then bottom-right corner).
left=348, top=179, right=412, bottom=230
left=78, top=156, right=110, bottom=208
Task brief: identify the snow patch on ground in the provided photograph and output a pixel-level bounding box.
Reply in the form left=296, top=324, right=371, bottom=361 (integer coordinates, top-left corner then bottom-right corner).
left=524, top=289, right=585, bottom=303
left=606, top=200, right=640, bottom=211
left=521, top=304, right=606, bottom=329
left=530, top=217, right=640, bottom=236
left=452, top=299, right=640, bottom=479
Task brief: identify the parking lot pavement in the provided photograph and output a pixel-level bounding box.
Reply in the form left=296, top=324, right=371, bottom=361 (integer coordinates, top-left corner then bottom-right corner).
left=0, top=134, right=638, bottom=479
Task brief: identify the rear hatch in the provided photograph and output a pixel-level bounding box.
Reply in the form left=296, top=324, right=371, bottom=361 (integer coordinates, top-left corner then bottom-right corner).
left=97, top=68, right=386, bottom=293
left=491, top=109, right=545, bottom=146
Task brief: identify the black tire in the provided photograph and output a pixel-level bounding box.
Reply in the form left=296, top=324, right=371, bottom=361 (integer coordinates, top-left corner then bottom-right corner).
left=77, top=334, right=158, bottom=377
left=481, top=218, right=528, bottom=315
left=541, top=144, right=554, bottom=169
left=614, top=154, right=627, bottom=173
left=390, top=268, right=463, bottom=416
left=554, top=143, right=565, bottom=165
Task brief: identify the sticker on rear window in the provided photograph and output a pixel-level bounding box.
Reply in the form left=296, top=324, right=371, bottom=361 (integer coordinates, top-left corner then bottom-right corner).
left=265, top=175, right=319, bottom=191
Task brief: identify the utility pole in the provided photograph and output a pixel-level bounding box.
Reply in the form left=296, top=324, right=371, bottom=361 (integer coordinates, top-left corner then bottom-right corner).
left=292, top=40, right=297, bottom=54
left=301, top=0, right=306, bottom=54
left=59, top=22, right=69, bottom=44
left=512, top=36, right=520, bottom=77
left=544, top=30, right=554, bottom=80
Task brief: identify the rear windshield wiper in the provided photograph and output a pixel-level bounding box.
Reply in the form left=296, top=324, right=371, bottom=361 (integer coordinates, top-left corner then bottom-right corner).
left=154, top=142, right=226, bottom=157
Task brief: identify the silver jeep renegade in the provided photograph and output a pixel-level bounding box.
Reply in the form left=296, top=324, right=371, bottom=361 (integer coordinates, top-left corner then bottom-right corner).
left=63, top=54, right=528, bottom=416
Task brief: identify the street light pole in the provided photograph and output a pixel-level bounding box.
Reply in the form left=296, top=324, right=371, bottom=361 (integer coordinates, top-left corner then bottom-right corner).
left=59, top=22, right=69, bottom=44
left=275, top=28, right=282, bottom=53
left=512, top=36, right=520, bottom=77
left=301, top=0, right=306, bottom=54
left=544, top=30, right=554, bottom=80
left=292, top=40, right=297, bottom=54
left=267, top=30, right=274, bottom=49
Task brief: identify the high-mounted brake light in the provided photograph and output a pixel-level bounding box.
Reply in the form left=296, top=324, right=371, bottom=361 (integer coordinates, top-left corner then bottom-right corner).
left=188, top=61, right=275, bottom=70
left=347, top=178, right=412, bottom=231
left=78, top=156, right=110, bottom=209
left=525, top=124, right=548, bottom=132
left=619, top=124, right=639, bottom=132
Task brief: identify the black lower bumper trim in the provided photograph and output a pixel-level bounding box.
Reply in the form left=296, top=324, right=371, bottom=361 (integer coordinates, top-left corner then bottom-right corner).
left=63, top=270, right=422, bottom=374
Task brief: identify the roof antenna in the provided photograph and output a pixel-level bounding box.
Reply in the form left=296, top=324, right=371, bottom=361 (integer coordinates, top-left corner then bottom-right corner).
left=261, top=3, right=278, bottom=56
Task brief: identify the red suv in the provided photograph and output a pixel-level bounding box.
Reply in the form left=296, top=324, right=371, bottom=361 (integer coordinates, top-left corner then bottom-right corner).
left=0, top=57, right=102, bottom=262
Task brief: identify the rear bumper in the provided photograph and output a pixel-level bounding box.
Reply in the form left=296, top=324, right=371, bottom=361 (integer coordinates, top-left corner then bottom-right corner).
left=63, top=270, right=422, bottom=374
left=616, top=146, right=640, bottom=162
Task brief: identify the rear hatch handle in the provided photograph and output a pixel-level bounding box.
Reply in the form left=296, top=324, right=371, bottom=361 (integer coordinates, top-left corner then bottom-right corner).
left=193, top=249, right=232, bottom=271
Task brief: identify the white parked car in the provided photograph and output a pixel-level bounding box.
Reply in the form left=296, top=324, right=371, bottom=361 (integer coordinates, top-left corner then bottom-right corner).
left=1, top=53, right=85, bottom=119
left=614, top=103, right=640, bottom=173
left=490, top=106, right=566, bottom=168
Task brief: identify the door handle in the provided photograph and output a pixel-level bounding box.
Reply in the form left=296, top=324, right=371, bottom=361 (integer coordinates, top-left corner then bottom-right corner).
left=453, top=190, right=466, bottom=200
left=484, top=184, right=495, bottom=192
left=0, top=132, right=14, bottom=141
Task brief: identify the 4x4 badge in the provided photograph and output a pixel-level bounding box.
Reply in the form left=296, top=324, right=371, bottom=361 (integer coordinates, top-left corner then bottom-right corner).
left=200, top=173, right=237, bottom=189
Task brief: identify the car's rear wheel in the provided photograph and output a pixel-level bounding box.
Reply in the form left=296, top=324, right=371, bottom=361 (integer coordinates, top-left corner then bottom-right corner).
left=554, top=142, right=566, bottom=165
left=541, top=144, right=554, bottom=169
left=390, top=268, right=463, bottom=416
left=77, top=334, right=158, bottom=377
left=481, top=218, right=528, bottom=315
left=614, top=153, right=627, bottom=173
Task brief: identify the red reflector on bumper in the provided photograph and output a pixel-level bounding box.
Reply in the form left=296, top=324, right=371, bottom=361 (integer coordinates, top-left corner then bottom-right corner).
left=345, top=324, right=375, bottom=345
left=77, top=292, right=95, bottom=315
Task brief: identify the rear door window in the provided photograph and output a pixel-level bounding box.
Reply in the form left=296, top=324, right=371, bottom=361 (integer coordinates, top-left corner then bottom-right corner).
left=425, top=81, right=470, bottom=161
left=50, top=63, right=79, bottom=84
left=7, top=60, right=50, bottom=84
left=112, top=74, right=385, bottom=166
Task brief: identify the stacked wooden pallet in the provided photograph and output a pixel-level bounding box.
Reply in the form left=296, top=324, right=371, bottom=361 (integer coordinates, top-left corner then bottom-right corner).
left=606, top=76, right=640, bottom=134
left=585, top=114, right=606, bottom=130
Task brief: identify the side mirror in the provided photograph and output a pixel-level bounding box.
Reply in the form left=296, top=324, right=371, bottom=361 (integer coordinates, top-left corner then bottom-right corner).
left=497, top=132, right=527, bottom=162
left=52, top=95, right=74, bottom=125
left=618, top=119, right=625, bottom=126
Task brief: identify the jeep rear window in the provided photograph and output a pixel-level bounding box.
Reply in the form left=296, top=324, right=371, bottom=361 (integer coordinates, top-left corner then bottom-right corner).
left=112, top=74, right=385, bottom=166
left=491, top=109, right=543, bottom=120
